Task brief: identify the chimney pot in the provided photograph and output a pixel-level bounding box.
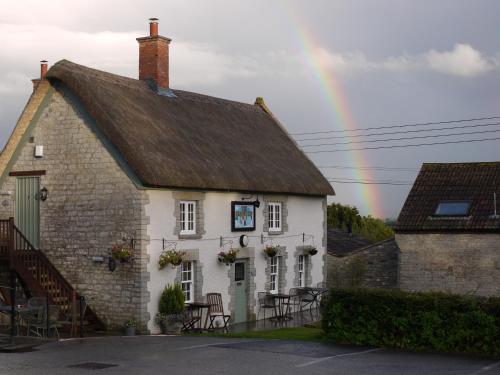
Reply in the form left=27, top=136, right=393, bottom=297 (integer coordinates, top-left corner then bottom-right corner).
left=149, top=18, right=159, bottom=37
left=40, top=60, right=48, bottom=80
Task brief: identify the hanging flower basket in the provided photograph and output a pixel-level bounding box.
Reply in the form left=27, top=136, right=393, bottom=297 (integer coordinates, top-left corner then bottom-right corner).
left=158, top=250, right=185, bottom=270
left=218, top=248, right=238, bottom=266
left=111, top=244, right=133, bottom=263
left=308, top=247, right=318, bottom=256
left=263, top=245, right=279, bottom=258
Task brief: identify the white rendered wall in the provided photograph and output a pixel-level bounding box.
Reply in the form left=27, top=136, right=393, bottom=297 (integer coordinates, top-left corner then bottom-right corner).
left=145, top=190, right=326, bottom=333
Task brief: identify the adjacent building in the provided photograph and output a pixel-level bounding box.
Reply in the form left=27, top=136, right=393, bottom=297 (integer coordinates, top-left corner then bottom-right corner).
left=395, top=162, right=500, bottom=296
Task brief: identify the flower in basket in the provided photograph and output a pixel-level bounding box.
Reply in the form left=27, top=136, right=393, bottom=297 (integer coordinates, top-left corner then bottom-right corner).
left=263, top=245, right=278, bottom=258
left=218, top=248, right=238, bottom=266
left=158, top=249, right=186, bottom=270
left=111, top=244, right=133, bottom=263
left=308, top=247, right=318, bottom=256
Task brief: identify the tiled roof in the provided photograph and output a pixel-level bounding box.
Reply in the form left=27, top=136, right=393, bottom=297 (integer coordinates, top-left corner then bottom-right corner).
left=396, top=162, right=500, bottom=232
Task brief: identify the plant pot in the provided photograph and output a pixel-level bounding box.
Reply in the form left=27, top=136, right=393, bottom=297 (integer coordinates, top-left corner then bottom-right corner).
left=161, top=320, right=183, bottom=335
left=266, top=250, right=277, bottom=258
left=125, top=326, right=136, bottom=336
left=308, top=248, right=318, bottom=256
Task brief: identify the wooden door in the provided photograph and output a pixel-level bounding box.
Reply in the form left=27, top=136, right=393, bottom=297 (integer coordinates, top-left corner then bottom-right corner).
left=15, top=177, right=40, bottom=248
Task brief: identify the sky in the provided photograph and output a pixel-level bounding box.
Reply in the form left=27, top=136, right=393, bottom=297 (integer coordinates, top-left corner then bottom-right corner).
left=0, top=0, right=498, bottom=219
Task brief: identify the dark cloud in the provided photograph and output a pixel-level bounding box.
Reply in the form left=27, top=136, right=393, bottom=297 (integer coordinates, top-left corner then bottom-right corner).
left=1, top=0, right=498, bottom=218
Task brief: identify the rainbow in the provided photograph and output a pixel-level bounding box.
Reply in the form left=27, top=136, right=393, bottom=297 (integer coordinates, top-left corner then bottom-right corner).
left=281, top=3, right=384, bottom=218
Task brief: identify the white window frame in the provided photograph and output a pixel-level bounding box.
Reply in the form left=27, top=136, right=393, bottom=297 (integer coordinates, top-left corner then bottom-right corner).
left=180, top=201, right=196, bottom=235
left=181, top=261, right=194, bottom=303
left=270, top=257, right=279, bottom=294
left=298, top=255, right=305, bottom=287
left=268, top=202, right=282, bottom=232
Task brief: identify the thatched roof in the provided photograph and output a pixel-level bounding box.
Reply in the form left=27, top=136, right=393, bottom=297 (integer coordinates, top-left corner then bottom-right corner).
left=45, top=60, right=334, bottom=196
left=396, top=162, right=500, bottom=232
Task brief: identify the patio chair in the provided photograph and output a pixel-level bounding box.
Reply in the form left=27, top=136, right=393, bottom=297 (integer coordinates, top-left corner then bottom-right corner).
left=257, top=292, right=275, bottom=320
left=181, top=309, right=201, bottom=332
left=58, top=297, right=87, bottom=337
left=30, top=304, right=62, bottom=338
left=298, top=289, right=315, bottom=311
left=283, top=288, right=301, bottom=315
left=206, top=293, right=230, bottom=331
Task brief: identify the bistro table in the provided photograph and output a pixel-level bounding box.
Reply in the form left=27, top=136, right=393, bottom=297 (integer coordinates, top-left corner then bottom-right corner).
left=269, top=293, right=292, bottom=321
left=185, top=301, right=213, bottom=331
left=297, top=287, right=328, bottom=310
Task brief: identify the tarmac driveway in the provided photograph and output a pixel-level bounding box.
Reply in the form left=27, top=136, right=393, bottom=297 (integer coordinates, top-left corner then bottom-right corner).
left=0, top=336, right=499, bottom=375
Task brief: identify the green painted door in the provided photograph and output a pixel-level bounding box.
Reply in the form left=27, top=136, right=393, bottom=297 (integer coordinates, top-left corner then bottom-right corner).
left=234, top=260, right=248, bottom=323
left=15, top=177, right=40, bottom=248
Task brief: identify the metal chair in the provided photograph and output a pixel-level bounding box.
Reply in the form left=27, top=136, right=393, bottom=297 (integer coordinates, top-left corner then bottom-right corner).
left=206, top=293, right=230, bottom=331
left=257, top=292, right=275, bottom=320
left=284, top=288, right=301, bottom=315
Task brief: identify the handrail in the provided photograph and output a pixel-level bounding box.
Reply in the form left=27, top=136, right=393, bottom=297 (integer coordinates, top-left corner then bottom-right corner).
left=0, top=217, right=104, bottom=330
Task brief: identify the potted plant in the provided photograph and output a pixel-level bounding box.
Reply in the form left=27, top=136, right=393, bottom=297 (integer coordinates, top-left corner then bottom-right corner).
left=308, top=247, right=318, bottom=256
left=218, top=248, right=238, bottom=266
left=263, top=245, right=279, bottom=258
left=156, top=284, right=185, bottom=334
left=158, top=249, right=185, bottom=270
left=111, top=243, right=133, bottom=263
left=124, top=319, right=137, bottom=336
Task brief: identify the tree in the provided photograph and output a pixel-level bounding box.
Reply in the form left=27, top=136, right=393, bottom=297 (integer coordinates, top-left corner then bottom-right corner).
left=327, top=203, right=394, bottom=242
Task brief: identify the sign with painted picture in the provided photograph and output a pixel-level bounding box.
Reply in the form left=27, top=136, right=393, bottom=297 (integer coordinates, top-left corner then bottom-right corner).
left=231, top=202, right=256, bottom=231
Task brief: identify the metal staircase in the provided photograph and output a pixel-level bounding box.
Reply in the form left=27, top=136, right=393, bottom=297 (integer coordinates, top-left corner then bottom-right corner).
left=0, top=218, right=103, bottom=329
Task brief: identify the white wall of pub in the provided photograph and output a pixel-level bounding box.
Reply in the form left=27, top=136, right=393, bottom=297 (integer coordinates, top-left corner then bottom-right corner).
left=145, top=190, right=325, bottom=333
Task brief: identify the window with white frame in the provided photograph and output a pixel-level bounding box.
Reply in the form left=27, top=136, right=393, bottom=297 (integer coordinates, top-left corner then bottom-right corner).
left=270, top=257, right=279, bottom=294
left=268, top=202, right=282, bottom=232
left=180, top=201, right=196, bottom=235
left=181, top=261, right=194, bottom=303
left=298, top=255, right=305, bottom=287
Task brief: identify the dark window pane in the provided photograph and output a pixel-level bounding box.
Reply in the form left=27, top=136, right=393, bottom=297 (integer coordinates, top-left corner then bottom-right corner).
left=235, top=262, right=245, bottom=281
left=435, top=201, right=471, bottom=216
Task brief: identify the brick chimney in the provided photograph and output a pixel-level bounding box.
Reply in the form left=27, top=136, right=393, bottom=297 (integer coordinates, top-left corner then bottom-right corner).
left=31, top=60, right=48, bottom=91
left=136, top=18, right=171, bottom=92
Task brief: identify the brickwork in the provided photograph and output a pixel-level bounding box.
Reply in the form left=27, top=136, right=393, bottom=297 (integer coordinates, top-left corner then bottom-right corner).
left=0, top=87, right=149, bottom=329
left=328, top=239, right=399, bottom=289
left=137, top=36, right=170, bottom=90
left=397, top=233, right=500, bottom=296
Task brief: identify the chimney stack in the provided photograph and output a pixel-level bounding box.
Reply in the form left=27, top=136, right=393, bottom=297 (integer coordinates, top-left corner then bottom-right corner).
left=136, top=18, right=171, bottom=92
left=32, top=60, right=48, bottom=91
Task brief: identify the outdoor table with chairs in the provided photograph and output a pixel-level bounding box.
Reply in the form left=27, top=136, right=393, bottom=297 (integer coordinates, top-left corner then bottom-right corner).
left=182, top=293, right=230, bottom=333
left=258, top=283, right=329, bottom=321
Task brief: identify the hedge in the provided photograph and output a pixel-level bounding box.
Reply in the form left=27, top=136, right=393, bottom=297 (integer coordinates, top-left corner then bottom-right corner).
left=321, top=289, right=500, bottom=356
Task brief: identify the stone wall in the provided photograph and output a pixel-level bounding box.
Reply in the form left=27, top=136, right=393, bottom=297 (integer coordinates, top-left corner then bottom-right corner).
left=327, top=239, right=399, bottom=289
left=0, top=86, right=149, bottom=329
left=397, top=233, right=500, bottom=297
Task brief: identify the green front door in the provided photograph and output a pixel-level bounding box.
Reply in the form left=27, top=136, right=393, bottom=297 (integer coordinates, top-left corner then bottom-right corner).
left=15, top=177, right=40, bottom=248
left=234, top=260, right=248, bottom=323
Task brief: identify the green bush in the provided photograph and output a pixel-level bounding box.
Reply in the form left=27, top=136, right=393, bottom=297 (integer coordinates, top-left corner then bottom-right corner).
left=159, top=284, right=185, bottom=315
left=322, top=289, right=500, bottom=356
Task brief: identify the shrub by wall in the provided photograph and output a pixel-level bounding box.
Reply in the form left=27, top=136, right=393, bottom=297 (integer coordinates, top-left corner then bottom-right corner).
left=322, top=289, right=500, bottom=356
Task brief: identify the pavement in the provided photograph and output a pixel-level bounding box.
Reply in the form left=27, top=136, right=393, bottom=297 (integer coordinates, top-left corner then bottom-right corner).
left=0, top=336, right=499, bottom=375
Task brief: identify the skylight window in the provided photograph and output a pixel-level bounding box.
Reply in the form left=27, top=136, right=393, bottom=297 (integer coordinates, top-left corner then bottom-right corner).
left=434, top=201, right=471, bottom=216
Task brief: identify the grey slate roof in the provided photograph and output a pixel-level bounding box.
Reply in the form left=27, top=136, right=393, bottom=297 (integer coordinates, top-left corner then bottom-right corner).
left=45, top=60, right=334, bottom=196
